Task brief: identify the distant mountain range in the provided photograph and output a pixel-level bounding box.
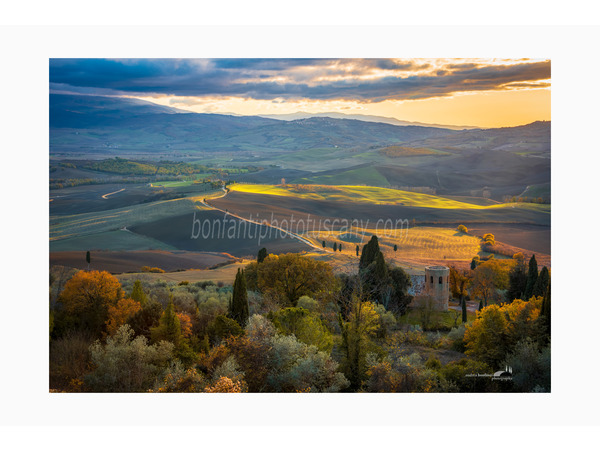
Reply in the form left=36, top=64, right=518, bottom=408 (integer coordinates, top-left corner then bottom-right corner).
left=49, top=94, right=550, bottom=201
left=257, top=112, right=480, bottom=130
left=50, top=94, right=549, bottom=160
left=50, top=94, right=458, bottom=154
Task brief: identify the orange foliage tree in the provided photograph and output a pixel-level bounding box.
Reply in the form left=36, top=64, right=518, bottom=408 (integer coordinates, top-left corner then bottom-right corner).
left=464, top=297, right=543, bottom=367
left=58, top=270, right=122, bottom=335
left=204, top=376, right=244, bottom=393
left=176, top=312, right=193, bottom=339
left=105, top=298, right=142, bottom=336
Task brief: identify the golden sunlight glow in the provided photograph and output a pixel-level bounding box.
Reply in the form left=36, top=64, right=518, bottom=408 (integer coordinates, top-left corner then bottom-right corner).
left=129, top=58, right=550, bottom=128
left=134, top=87, right=549, bottom=128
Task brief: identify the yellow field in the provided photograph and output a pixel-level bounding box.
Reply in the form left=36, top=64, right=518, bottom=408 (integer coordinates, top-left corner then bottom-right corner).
left=304, top=226, right=483, bottom=270
left=229, top=183, right=550, bottom=211
left=117, top=260, right=251, bottom=284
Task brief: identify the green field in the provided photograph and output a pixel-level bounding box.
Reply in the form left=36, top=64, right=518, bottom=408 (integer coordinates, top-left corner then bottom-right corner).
left=50, top=196, right=208, bottom=241
left=150, top=174, right=212, bottom=188
left=49, top=229, right=179, bottom=252
left=295, top=166, right=391, bottom=187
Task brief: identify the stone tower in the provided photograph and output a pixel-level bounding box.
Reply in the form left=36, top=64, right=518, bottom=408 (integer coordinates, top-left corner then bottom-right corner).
left=424, top=265, right=450, bottom=311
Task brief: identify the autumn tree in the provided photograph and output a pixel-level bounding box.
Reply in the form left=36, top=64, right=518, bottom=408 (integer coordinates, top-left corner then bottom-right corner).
left=464, top=305, right=509, bottom=366
left=176, top=312, right=193, bottom=340
left=57, top=270, right=122, bottom=336
left=205, top=376, right=244, bottom=393
left=230, top=268, right=249, bottom=326
left=339, top=299, right=381, bottom=389
left=470, top=259, right=509, bottom=307
left=523, top=254, right=538, bottom=300
left=482, top=233, right=495, bottom=246
left=105, top=297, right=142, bottom=336
left=465, top=298, right=544, bottom=368
left=254, top=253, right=337, bottom=307
left=127, top=300, right=163, bottom=341
left=268, top=307, right=334, bottom=352
left=449, top=266, right=470, bottom=302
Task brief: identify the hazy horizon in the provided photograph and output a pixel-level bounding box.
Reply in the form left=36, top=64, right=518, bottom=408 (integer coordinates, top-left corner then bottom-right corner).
left=50, top=58, right=550, bottom=128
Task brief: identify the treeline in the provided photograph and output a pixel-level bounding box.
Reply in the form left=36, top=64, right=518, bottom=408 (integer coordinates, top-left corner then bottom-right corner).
left=83, top=158, right=262, bottom=177
left=50, top=176, right=225, bottom=190
left=502, top=195, right=549, bottom=204
left=49, top=239, right=550, bottom=393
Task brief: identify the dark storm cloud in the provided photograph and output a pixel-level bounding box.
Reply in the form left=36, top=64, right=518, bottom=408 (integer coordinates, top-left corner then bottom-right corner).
left=49, top=58, right=551, bottom=102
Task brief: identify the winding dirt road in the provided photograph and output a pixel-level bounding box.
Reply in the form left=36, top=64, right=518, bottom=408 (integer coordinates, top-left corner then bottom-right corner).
left=101, top=188, right=125, bottom=199
left=200, top=188, right=326, bottom=253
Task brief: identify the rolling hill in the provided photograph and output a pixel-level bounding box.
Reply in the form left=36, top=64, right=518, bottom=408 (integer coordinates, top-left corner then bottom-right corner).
left=50, top=94, right=457, bottom=154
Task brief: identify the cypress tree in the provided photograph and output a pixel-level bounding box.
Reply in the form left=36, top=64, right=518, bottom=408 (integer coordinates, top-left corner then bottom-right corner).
left=257, top=247, right=268, bottom=263
left=230, top=268, right=249, bottom=327
left=356, top=245, right=359, bottom=256
left=372, top=251, right=388, bottom=280
left=333, top=242, right=338, bottom=252
left=470, top=257, right=479, bottom=271
left=540, top=283, right=551, bottom=338
left=339, top=243, right=343, bottom=252
left=462, top=298, right=467, bottom=323
left=130, top=279, right=148, bottom=306
left=86, top=250, right=91, bottom=270
left=322, top=240, right=326, bottom=248
left=524, top=254, right=538, bottom=300
left=532, top=266, right=549, bottom=298
left=506, top=259, right=527, bottom=302
left=151, top=297, right=181, bottom=346
left=393, top=244, right=398, bottom=252
left=359, top=235, right=380, bottom=271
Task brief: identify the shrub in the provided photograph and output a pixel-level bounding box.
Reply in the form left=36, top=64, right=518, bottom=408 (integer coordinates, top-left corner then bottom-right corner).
left=152, top=361, right=207, bottom=393
left=49, top=330, right=95, bottom=391
left=457, top=224, right=468, bottom=233
left=86, top=325, right=174, bottom=392
left=482, top=233, right=495, bottom=246
left=503, top=338, right=551, bottom=392
left=297, top=295, right=319, bottom=312
left=441, top=359, right=496, bottom=392
left=425, top=356, right=442, bottom=371
left=208, top=315, right=244, bottom=344
left=447, top=325, right=467, bottom=352
left=141, top=266, right=165, bottom=273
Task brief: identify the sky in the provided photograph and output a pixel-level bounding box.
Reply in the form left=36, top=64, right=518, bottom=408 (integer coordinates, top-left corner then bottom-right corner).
left=49, top=58, right=550, bottom=128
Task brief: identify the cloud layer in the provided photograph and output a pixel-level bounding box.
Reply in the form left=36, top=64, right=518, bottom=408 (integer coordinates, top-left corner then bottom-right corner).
left=50, top=58, right=550, bottom=102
